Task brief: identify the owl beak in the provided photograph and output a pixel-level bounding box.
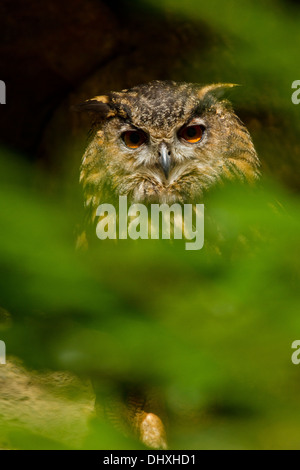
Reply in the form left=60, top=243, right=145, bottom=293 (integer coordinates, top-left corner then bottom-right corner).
left=158, top=142, right=171, bottom=179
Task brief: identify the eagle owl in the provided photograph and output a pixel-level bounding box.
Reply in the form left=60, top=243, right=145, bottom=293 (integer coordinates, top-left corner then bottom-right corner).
left=77, top=80, right=260, bottom=449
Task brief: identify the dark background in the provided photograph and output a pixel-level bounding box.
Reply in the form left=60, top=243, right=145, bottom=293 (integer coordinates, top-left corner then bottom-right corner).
left=0, top=0, right=299, bottom=191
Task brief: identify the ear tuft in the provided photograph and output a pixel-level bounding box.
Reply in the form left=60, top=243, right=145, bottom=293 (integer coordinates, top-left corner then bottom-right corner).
left=91, top=95, right=110, bottom=104
left=198, top=83, right=240, bottom=100
left=72, top=95, right=116, bottom=119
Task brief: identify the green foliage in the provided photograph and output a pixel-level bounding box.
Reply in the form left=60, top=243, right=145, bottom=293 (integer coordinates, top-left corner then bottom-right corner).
left=1, top=0, right=299, bottom=450
left=0, top=147, right=299, bottom=449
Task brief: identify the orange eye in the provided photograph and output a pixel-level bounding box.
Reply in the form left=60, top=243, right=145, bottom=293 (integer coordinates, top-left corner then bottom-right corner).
left=122, top=130, right=147, bottom=149
left=178, top=124, right=204, bottom=143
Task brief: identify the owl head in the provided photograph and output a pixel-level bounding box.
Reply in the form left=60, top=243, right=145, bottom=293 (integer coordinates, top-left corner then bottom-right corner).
left=77, top=80, right=260, bottom=221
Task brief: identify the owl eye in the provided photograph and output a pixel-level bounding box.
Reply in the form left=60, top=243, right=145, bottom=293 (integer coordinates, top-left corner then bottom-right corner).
left=122, top=130, right=147, bottom=149
left=178, top=124, right=204, bottom=143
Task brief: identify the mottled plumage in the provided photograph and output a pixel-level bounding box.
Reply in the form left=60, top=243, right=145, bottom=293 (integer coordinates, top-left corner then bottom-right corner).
left=79, top=80, right=260, bottom=225
left=77, top=80, right=260, bottom=448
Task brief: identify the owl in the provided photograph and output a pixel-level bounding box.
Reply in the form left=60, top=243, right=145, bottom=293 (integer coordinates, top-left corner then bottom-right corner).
left=78, top=80, right=260, bottom=220
left=76, top=80, right=260, bottom=448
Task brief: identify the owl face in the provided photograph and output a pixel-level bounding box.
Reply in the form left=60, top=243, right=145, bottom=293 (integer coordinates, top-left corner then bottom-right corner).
left=78, top=81, right=260, bottom=218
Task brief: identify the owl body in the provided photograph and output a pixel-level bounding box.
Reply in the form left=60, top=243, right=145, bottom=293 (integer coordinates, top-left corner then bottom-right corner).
left=77, top=80, right=260, bottom=448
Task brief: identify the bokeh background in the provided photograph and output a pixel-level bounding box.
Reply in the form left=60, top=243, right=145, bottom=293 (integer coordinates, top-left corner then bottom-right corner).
left=0, top=0, right=299, bottom=449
